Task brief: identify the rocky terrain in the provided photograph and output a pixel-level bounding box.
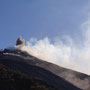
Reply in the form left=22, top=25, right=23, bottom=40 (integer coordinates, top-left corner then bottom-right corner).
left=0, top=37, right=89, bottom=90
left=0, top=64, right=58, bottom=90
left=0, top=49, right=81, bottom=90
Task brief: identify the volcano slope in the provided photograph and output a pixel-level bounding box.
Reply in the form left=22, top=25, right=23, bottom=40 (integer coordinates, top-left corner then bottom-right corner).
left=0, top=64, right=58, bottom=90
left=0, top=49, right=87, bottom=90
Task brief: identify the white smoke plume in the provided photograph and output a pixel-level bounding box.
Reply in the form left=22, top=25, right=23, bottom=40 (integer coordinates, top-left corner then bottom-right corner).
left=13, top=17, right=90, bottom=75
left=14, top=19, right=90, bottom=75
left=13, top=5, right=90, bottom=75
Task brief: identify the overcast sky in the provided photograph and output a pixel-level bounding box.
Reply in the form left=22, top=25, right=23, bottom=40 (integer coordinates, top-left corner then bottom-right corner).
left=0, top=0, right=89, bottom=48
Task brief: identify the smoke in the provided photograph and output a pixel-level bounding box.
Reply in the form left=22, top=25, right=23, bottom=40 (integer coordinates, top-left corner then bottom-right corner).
left=14, top=21, right=90, bottom=75
left=13, top=5, right=90, bottom=75
left=13, top=16, right=90, bottom=75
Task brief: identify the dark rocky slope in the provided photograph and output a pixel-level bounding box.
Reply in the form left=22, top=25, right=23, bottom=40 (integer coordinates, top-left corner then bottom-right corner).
left=0, top=49, right=81, bottom=90
left=0, top=49, right=90, bottom=90
left=0, top=64, right=57, bottom=90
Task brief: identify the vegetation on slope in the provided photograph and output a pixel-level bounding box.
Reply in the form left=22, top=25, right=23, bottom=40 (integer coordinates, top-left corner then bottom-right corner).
left=0, top=64, right=57, bottom=90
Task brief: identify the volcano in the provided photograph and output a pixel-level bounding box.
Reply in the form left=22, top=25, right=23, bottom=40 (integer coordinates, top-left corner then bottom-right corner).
left=0, top=37, right=89, bottom=90
left=0, top=49, right=81, bottom=90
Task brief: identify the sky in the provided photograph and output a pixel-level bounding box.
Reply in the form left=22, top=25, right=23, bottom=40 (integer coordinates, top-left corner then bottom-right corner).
left=0, top=0, right=89, bottom=48
left=1, top=0, right=90, bottom=75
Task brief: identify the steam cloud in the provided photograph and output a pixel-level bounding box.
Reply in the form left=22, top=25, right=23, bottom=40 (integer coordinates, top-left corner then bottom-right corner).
left=14, top=12, right=90, bottom=75
left=14, top=27, right=89, bottom=75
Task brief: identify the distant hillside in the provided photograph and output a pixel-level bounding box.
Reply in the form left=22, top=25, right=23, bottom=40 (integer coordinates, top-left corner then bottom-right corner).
left=0, top=64, right=57, bottom=90
left=0, top=49, right=81, bottom=90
